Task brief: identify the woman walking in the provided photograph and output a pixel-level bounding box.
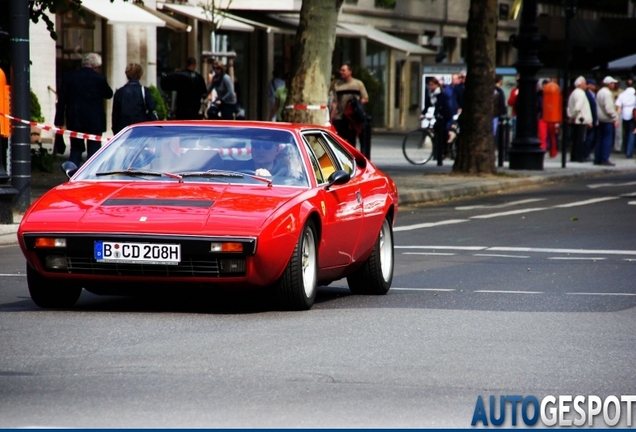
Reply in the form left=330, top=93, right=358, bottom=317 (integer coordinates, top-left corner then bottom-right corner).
left=207, top=61, right=237, bottom=120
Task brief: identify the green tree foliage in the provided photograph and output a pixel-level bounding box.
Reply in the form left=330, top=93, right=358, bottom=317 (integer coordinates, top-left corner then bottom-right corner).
left=30, top=89, right=44, bottom=123
left=149, top=85, right=167, bottom=120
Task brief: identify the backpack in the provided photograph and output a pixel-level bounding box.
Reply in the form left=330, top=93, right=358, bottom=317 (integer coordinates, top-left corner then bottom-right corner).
left=344, top=97, right=366, bottom=125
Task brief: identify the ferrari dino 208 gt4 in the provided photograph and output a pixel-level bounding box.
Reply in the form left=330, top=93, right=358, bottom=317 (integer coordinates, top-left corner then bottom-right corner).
left=18, top=121, right=398, bottom=310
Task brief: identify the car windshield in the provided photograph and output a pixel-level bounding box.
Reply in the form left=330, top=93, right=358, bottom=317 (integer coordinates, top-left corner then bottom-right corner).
left=74, top=125, right=309, bottom=187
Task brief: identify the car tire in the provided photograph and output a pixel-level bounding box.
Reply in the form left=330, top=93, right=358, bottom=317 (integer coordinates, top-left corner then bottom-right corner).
left=26, top=264, right=82, bottom=309
left=347, top=216, right=394, bottom=295
left=275, top=220, right=318, bottom=311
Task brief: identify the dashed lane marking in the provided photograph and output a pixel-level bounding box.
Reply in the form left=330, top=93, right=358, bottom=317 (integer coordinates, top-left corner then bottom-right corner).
left=403, top=252, right=456, bottom=256
left=553, top=197, right=619, bottom=208
left=470, top=207, right=547, bottom=219
left=547, top=257, right=606, bottom=261
left=566, top=292, right=636, bottom=296
left=474, top=290, right=544, bottom=294
left=394, top=219, right=468, bottom=232
left=397, top=246, right=636, bottom=256
left=588, top=181, right=636, bottom=189
left=0, top=274, right=24, bottom=277
left=392, top=288, right=456, bottom=292
left=455, top=198, right=546, bottom=210
left=397, top=246, right=487, bottom=250
left=473, top=253, right=530, bottom=259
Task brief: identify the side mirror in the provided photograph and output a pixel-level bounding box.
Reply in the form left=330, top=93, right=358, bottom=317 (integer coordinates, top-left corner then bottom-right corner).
left=325, top=169, right=350, bottom=190
left=60, top=161, right=78, bottom=179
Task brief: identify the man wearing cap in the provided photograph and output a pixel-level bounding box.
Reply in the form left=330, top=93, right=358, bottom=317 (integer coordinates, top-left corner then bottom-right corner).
left=595, top=76, right=620, bottom=166
left=615, top=78, right=635, bottom=158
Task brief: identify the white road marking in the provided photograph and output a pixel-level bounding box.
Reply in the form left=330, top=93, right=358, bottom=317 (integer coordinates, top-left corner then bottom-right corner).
left=402, top=252, right=456, bottom=256
left=455, top=198, right=546, bottom=210
left=553, top=197, right=619, bottom=208
left=470, top=207, right=548, bottom=219
left=0, top=273, right=24, bottom=277
left=397, top=245, right=636, bottom=256
left=625, top=259, right=636, bottom=262
left=396, top=245, right=487, bottom=251
left=396, top=195, right=626, bottom=232
left=621, top=192, right=636, bottom=197
left=588, top=181, right=636, bottom=189
left=547, top=257, right=606, bottom=261
left=392, top=287, right=456, bottom=292
left=474, top=290, right=544, bottom=294
left=488, top=246, right=636, bottom=255
left=394, top=219, right=468, bottom=232
left=567, top=292, right=636, bottom=296
left=473, top=254, right=530, bottom=258
left=629, top=201, right=636, bottom=205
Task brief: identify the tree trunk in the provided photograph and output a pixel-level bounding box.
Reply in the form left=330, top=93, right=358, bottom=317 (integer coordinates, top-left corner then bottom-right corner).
left=282, top=0, right=344, bottom=125
left=453, top=0, right=498, bottom=175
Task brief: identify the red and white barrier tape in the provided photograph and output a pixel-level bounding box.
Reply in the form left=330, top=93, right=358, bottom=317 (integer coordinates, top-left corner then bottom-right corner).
left=284, top=104, right=328, bottom=110
left=0, top=112, right=106, bottom=142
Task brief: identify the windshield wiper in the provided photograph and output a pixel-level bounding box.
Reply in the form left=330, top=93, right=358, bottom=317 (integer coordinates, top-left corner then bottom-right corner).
left=179, top=170, right=272, bottom=187
left=95, top=169, right=183, bottom=182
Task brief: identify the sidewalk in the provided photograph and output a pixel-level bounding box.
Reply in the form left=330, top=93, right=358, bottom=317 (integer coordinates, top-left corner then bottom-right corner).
left=2, top=133, right=635, bottom=245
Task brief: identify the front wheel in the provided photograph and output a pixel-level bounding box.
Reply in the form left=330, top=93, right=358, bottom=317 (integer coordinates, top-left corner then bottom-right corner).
left=347, top=216, right=394, bottom=294
left=402, top=129, right=435, bottom=165
left=274, top=220, right=318, bottom=310
left=27, top=264, right=82, bottom=309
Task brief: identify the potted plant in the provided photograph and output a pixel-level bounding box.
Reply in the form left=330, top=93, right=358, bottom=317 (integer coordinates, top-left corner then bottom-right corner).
left=30, top=89, right=55, bottom=172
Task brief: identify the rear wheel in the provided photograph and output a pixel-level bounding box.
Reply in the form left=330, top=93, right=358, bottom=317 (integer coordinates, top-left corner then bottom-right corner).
left=27, top=264, right=82, bottom=309
left=275, top=220, right=318, bottom=310
left=402, top=129, right=435, bottom=165
left=347, top=217, right=394, bottom=295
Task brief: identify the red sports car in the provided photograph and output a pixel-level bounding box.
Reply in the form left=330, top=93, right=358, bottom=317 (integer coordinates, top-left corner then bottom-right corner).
left=18, top=121, right=398, bottom=310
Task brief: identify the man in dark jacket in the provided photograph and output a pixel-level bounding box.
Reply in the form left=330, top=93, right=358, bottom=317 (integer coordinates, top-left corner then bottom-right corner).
left=112, top=63, right=158, bottom=134
left=55, top=52, right=113, bottom=166
left=423, top=77, right=453, bottom=139
left=160, top=57, right=207, bottom=120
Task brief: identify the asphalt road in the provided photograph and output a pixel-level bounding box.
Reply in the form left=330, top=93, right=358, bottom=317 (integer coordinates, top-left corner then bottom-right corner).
left=1, top=172, right=635, bottom=428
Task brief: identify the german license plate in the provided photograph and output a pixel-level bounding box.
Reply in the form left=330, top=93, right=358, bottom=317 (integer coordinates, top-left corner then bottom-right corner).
left=94, top=241, right=181, bottom=265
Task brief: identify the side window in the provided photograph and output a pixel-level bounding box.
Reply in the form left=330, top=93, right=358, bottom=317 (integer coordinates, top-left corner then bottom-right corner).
left=303, top=133, right=339, bottom=183
left=302, top=136, right=325, bottom=184
left=322, top=132, right=355, bottom=176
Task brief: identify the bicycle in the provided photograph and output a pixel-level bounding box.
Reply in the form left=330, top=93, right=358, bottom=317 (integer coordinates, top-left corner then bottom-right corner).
left=402, top=111, right=460, bottom=165
left=402, top=107, right=437, bottom=165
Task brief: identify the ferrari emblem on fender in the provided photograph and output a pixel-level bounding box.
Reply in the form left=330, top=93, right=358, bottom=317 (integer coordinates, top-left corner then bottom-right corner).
left=140, top=217, right=147, bottom=222
left=321, top=201, right=326, bottom=216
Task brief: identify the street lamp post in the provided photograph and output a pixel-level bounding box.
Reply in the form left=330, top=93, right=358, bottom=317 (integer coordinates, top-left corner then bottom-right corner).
left=9, top=0, right=31, bottom=212
left=561, top=0, right=577, bottom=168
left=509, top=0, right=545, bottom=170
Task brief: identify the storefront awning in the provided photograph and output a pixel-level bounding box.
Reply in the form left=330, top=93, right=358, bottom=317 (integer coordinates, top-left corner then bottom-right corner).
left=268, top=14, right=355, bottom=36
left=80, top=0, right=166, bottom=26
left=136, top=4, right=192, bottom=32
left=337, top=23, right=436, bottom=56
left=158, top=3, right=255, bottom=32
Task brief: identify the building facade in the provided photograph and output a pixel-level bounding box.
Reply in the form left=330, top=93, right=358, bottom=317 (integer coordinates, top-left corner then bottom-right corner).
left=28, top=0, right=525, bottom=141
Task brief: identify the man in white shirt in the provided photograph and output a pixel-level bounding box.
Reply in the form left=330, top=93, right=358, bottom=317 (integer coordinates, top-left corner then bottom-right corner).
left=567, top=76, right=593, bottom=163
left=615, top=79, right=635, bottom=158
left=595, top=76, right=619, bottom=166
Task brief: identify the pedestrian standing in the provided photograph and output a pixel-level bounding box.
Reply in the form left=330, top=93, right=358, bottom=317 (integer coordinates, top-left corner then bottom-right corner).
left=493, top=74, right=506, bottom=138
left=595, top=76, right=620, bottom=166
left=54, top=52, right=113, bottom=166
left=161, top=57, right=207, bottom=120
left=583, top=78, right=598, bottom=161
left=269, top=74, right=289, bottom=122
left=269, top=68, right=285, bottom=121
left=111, top=63, right=158, bottom=135
left=207, top=61, right=237, bottom=120
left=329, top=63, right=369, bottom=147
left=567, top=76, right=593, bottom=163
left=615, top=78, right=635, bottom=158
